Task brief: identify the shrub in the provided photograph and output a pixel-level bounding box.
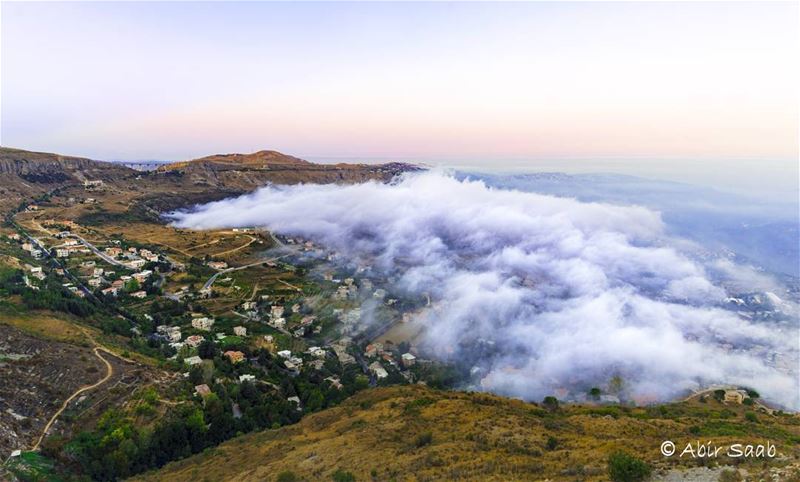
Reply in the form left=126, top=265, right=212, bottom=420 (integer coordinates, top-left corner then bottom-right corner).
left=745, top=412, right=758, bottom=423
left=545, top=436, right=558, bottom=451
left=276, top=471, right=297, bottom=482
left=414, top=431, right=433, bottom=448
left=542, top=396, right=559, bottom=412
left=607, top=451, right=651, bottom=482
left=332, top=470, right=356, bottom=482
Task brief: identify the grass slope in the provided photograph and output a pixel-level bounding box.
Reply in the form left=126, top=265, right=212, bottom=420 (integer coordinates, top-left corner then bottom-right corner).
left=134, top=385, right=800, bottom=482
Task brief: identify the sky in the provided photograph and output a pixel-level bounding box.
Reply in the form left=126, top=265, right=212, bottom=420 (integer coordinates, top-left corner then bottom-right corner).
left=1, top=2, right=798, bottom=195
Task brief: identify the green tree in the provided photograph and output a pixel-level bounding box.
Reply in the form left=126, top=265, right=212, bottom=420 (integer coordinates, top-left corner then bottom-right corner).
left=607, top=451, right=651, bottom=482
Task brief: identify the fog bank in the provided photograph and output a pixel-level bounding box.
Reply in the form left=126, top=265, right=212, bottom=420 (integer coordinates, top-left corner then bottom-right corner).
left=169, top=172, right=798, bottom=407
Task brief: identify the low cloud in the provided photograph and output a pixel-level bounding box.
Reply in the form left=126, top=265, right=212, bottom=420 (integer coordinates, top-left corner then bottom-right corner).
left=169, top=172, right=798, bottom=407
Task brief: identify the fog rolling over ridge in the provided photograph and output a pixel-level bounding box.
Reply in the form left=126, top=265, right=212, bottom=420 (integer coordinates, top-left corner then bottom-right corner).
left=169, top=172, right=799, bottom=408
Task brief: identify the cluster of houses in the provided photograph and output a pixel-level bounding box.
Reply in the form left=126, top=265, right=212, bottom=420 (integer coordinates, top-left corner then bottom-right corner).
left=362, top=342, right=417, bottom=381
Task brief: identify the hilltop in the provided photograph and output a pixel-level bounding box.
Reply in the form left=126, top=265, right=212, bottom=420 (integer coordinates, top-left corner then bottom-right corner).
left=158, top=150, right=312, bottom=171
left=134, top=385, right=800, bottom=482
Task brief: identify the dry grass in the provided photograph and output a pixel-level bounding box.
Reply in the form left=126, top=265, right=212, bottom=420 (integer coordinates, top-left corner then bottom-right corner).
left=133, top=385, right=800, bottom=482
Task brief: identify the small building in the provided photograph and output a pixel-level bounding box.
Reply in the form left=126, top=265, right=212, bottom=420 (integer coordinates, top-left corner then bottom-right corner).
left=55, top=248, right=70, bottom=258
left=277, top=350, right=292, bottom=359
left=233, top=326, right=247, bottom=337
left=194, top=384, right=211, bottom=397
left=184, top=356, right=203, bottom=366
left=239, top=374, right=256, bottom=383
left=401, top=353, right=416, bottom=367
left=185, top=335, right=204, bottom=348
left=368, top=361, right=388, bottom=379
left=207, top=261, right=228, bottom=270
left=191, top=317, right=215, bottom=331
left=724, top=390, right=746, bottom=404
left=127, top=259, right=146, bottom=270
left=224, top=350, right=245, bottom=364
left=130, top=290, right=147, bottom=299
left=101, top=287, right=119, bottom=297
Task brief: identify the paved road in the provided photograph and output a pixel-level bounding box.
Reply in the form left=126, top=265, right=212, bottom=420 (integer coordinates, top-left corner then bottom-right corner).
left=202, top=255, right=290, bottom=291
left=67, top=233, right=127, bottom=267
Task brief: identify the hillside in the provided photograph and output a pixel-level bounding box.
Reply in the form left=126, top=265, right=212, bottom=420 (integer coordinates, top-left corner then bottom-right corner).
left=134, top=385, right=800, bottom=482
left=0, top=147, right=134, bottom=212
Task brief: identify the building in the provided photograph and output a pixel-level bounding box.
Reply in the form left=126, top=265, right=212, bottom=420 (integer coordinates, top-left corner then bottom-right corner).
left=233, top=326, right=247, bottom=337
left=724, top=390, right=746, bottom=404
left=277, top=350, right=292, bottom=359
left=184, top=356, right=203, bottom=366
left=130, top=291, right=147, bottom=299
left=132, top=270, right=152, bottom=282
left=191, top=317, right=215, bottom=331
left=401, top=353, right=416, bottom=367
left=185, top=335, right=204, bottom=348
left=368, top=361, right=388, bottom=379
left=55, top=248, right=70, bottom=258
left=194, top=384, right=211, bottom=397
left=207, top=261, right=228, bottom=270
left=101, top=287, right=119, bottom=297
left=224, top=350, right=245, bottom=364
left=239, top=374, right=256, bottom=383
left=127, top=259, right=146, bottom=270
left=105, top=247, right=122, bottom=257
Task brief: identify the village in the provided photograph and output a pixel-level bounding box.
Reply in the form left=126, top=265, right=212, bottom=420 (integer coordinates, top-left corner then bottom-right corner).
left=3, top=193, right=433, bottom=417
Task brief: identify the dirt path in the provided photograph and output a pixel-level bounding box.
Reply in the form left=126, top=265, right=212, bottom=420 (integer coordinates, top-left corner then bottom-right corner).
left=31, top=329, right=137, bottom=451
left=214, top=235, right=256, bottom=257
left=31, top=346, right=112, bottom=451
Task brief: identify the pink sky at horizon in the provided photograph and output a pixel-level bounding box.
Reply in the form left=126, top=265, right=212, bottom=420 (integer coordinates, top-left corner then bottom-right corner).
left=2, top=2, right=798, bottom=175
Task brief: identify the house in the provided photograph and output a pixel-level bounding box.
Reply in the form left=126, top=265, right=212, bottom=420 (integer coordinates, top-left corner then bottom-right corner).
left=93, top=267, right=105, bottom=276
left=191, top=317, right=215, bottom=331
left=233, top=326, right=247, bottom=337
left=365, top=343, right=384, bottom=358
left=101, top=287, right=119, bottom=297
left=132, top=270, right=152, bottom=282
left=401, top=353, right=416, bottom=367
left=224, top=350, right=245, bottom=364
left=239, top=374, right=256, bottom=383
left=277, top=350, right=292, bottom=359
left=29, top=266, right=42, bottom=273
left=270, top=305, right=284, bottom=318
left=82, top=260, right=96, bottom=268
left=55, top=248, right=70, bottom=258
left=88, top=277, right=104, bottom=287
left=368, top=361, right=388, bottom=379
left=307, top=346, right=326, bottom=358
left=130, top=291, right=147, bottom=299
left=241, top=301, right=257, bottom=311
left=207, top=261, right=228, bottom=270
left=127, top=259, right=146, bottom=269
left=83, top=179, right=104, bottom=188
left=194, top=384, right=211, bottom=397
left=185, top=335, right=204, bottom=348
left=325, top=376, right=343, bottom=390
left=269, top=318, right=286, bottom=329
left=184, top=356, right=203, bottom=366
left=724, top=390, right=746, bottom=404
left=105, top=247, right=122, bottom=257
